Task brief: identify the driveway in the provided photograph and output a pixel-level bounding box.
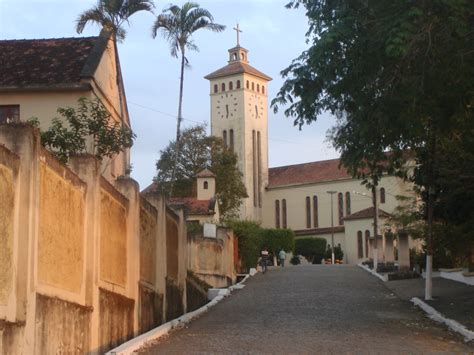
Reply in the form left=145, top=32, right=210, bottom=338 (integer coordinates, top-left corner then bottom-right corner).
left=142, top=265, right=472, bottom=353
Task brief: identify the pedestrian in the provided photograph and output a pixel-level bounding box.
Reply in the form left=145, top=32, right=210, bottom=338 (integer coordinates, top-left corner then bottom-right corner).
left=261, top=247, right=269, bottom=273
left=279, top=249, right=286, bottom=267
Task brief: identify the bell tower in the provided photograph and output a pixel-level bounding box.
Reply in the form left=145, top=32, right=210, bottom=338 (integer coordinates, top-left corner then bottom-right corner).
left=204, top=25, right=272, bottom=221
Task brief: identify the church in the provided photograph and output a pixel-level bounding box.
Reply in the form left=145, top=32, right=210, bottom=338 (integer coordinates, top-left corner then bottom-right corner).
left=203, top=33, right=415, bottom=265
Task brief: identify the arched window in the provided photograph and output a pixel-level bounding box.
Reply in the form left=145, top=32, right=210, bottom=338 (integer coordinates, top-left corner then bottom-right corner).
left=246, top=80, right=249, bottom=89
left=221, top=83, right=225, bottom=92
left=357, top=231, right=363, bottom=258
left=257, top=84, right=260, bottom=92
left=345, top=192, right=351, bottom=215
left=338, top=192, right=344, bottom=225
left=229, top=81, right=233, bottom=90
left=233, top=53, right=237, bottom=60
left=236, top=80, right=241, bottom=89
left=313, top=195, right=318, bottom=228
left=306, top=196, right=311, bottom=228
left=282, top=199, right=287, bottom=228
left=203, top=181, right=208, bottom=190
left=365, top=230, right=370, bottom=257
left=380, top=187, right=386, bottom=204
left=251, top=82, right=255, bottom=91
left=275, top=200, right=280, bottom=228
left=223, top=130, right=227, bottom=147
left=229, top=129, right=234, bottom=151
left=262, top=86, right=265, bottom=94
left=214, top=84, right=218, bottom=93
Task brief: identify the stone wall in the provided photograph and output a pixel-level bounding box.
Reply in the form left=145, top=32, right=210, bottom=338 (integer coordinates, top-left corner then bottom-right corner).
left=188, top=227, right=237, bottom=288
left=0, top=125, right=188, bottom=354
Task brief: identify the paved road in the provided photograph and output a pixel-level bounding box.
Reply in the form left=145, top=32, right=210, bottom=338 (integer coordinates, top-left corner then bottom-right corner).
left=142, top=265, right=473, bottom=353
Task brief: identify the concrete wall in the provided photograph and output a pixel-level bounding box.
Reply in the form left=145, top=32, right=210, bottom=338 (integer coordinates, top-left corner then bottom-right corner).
left=0, top=125, right=188, bottom=354
left=187, top=227, right=236, bottom=288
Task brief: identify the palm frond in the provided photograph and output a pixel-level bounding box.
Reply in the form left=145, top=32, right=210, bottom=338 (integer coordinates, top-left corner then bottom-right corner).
left=76, top=7, right=106, bottom=34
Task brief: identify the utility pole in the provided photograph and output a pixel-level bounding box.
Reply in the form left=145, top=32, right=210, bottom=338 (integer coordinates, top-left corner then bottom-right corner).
left=327, top=191, right=337, bottom=264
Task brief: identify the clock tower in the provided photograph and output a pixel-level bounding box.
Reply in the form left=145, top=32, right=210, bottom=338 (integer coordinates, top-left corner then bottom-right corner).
left=204, top=28, right=272, bottom=221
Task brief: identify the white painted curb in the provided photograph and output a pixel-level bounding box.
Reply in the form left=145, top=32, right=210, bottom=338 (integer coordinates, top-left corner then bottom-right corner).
left=411, top=297, right=474, bottom=342
left=358, top=263, right=388, bottom=282
left=106, top=274, right=252, bottom=354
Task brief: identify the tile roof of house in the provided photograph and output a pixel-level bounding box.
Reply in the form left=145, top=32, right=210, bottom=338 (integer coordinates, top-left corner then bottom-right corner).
left=0, top=31, right=109, bottom=90
left=169, top=197, right=215, bottom=216
left=268, top=158, right=352, bottom=188
left=204, top=61, right=272, bottom=81
left=344, top=207, right=391, bottom=221
left=195, top=168, right=215, bottom=178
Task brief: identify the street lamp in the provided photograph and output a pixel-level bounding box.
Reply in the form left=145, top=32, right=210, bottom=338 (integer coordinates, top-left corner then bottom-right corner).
left=353, top=189, right=379, bottom=271
left=327, top=190, right=337, bottom=265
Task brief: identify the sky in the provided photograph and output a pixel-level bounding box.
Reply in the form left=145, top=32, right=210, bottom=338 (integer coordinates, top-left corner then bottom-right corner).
left=0, top=0, right=339, bottom=188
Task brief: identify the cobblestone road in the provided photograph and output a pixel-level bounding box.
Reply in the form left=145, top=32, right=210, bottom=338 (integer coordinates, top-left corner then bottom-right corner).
left=142, top=265, right=473, bottom=353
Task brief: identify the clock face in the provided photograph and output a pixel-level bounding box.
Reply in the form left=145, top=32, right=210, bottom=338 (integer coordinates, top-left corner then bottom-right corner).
left=248, top=94, right=265, bottom=119
left=216, top=93, right=238, bottom=119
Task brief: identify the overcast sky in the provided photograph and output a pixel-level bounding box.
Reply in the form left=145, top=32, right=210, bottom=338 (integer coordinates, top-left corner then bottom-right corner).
left=0, top=0, right=339, bottom=188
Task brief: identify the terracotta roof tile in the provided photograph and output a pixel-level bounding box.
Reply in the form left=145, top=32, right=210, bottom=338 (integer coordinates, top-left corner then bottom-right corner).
left=0, top=36, right=102, bottom=88
left=195, top=168, right=215, bottom=178
left=344, top=207, right=391, bottom=221
left=169, top=197, right=215, bottom=216
left=205, top=61, right=272, bottom=81
left=268, top=159, right=351, bottom=187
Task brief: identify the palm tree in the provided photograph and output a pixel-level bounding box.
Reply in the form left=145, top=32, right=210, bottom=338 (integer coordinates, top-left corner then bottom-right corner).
left=152, top=2, right=225, bottom=195
left=76, top=0, right=154, bottom=42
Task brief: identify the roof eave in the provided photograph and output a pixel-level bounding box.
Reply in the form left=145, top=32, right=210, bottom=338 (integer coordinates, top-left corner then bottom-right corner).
left=0, top=83, right=92, bottom=92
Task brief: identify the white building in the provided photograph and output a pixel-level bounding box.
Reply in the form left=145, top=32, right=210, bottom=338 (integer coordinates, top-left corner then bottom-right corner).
left=205, top=38, right=416, bottom=265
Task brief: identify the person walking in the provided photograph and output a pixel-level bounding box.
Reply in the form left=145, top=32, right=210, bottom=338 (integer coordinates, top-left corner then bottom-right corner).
left=261, top=247, right=269, bottom=273
left=279, top=249, right=286, bottom=267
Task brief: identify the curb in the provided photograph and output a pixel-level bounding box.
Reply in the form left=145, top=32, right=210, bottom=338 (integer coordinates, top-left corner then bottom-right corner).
left=411, top=297, right=474, bottom=343
left=357, top=263, right=388, bottom=282
left=106, top=274, right=252, bottom=354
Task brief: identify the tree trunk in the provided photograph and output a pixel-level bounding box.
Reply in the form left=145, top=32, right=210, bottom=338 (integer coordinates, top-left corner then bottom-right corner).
left=425, top=131, right=436, bottom=300
left=169, top=50, right=186, bottom=197
left=372, top=185, right=379, bottom=271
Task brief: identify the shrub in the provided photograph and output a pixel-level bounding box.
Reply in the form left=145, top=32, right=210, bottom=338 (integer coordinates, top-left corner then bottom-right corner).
left=295, top=237, right=326, bottom=263
left=325, top=245, right=344, bottom=261
left=226, top=220, right=263, bottom=272
left=290, top=255, right=301, bottom=265
left=261, top=228, right=295, bottom=255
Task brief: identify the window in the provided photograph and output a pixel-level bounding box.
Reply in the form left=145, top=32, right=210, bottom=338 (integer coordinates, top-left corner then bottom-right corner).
left=357, top=231, right=363, bottom=258
left=0, top=105, right=19, bottom=124
left=214, top=84, right=218, bottom=93
left=246, top=80, right=249, bottom=89
left=229, top=81, right=233, bottom=90
left=229, top=129, right=234, bottom=151
left=223, top=130, right=227, bottom=147
left=282, top=199, right=287, bottom=228
left=306, top=196, right=311, bottom=228
left=262, top=86, right=265, bottom=94
left=251, top=82, right=255, bottom=91
left=257, top=84, right=260, bottom=92
left=380, top=187, right=386, bottom=204
left=221, top=83, right=225, bottom=92
left=345, top=192, right=351, bottom=215
left=338, top=192, right=344, bottom=225
left=203, top=181, right=208, bottom=189
left=313, top=195, right=318, bottom=228
left=226, top=104, right=229, bottom=118
left=275, top=200, right=280, bottom=228
left=236, top=80, right=241, bottom=89
left=365, top=230, right=370, bottom=257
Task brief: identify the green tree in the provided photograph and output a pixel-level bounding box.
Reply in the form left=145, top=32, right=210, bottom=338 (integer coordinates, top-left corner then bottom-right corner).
left=155, top=124, right=247, bottom=219
left=273, top=0, right=474, bottom=300
left=152, top=2, right=225, bottom=194
left=260, top=229, right=295, bottom=256
left=76, top=0, right=154, bottom=42
left=226, top=220, right=262, bottom=272
left=29, top=98, right=135, bottom=164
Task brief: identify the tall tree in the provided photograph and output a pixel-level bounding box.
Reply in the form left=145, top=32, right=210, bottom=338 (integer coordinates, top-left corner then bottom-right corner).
left=273, top=0, right=474, bottom=299
left=152, top=2, right=225, bottom=194
left=76, top=0, right=154, bottom=42
left=155, top=124, right=247, bottom=219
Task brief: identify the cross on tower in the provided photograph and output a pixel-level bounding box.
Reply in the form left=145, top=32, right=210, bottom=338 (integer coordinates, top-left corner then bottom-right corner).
left=233, top=23, right=242, bottom=46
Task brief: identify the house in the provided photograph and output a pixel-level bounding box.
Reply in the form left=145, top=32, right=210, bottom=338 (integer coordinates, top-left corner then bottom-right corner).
left=0, top=29, right=131, bottom=180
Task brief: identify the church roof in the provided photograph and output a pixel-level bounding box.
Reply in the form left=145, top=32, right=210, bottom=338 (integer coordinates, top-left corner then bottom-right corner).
left=204, top=61, right=272, bottom=81
left=169, top=197, right=216, bottom=216
left=268, top=158, right=351, bottom=188
left=344, top=207, right=391, bottom=221
left=195, top=168, right=215, bottom=178
left=0, top=30, right=110, bottom=90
